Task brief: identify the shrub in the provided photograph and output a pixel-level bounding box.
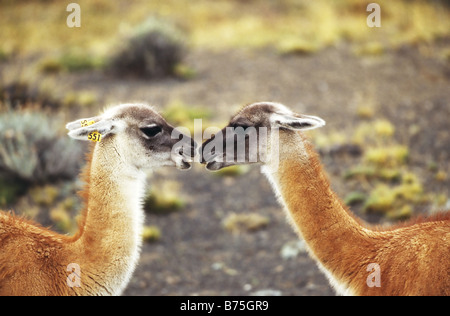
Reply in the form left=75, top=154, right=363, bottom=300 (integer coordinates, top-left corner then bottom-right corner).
left=0, top=176, right=27, bottom=207
left=29, top=185, right=59, bottom=207
left=277, top=38, right=320, bottom=55
left=142, top=225, right=161, bottom=242
left=0, top=109, right=85, bottom=185
left=353, top=42, right=385, bottom=57
left=363, top=145, right=409, bottom=168
left=58, top=51, right=105, bottom=72
left=212, top=165, right=250, bottom=177
left=50, top=204, right=75, bottom=234
left=143, top=180, right=185, bottom=214
left=0, top=48, right=10, bottom=62
left=222, top=212, right=270, bottom=233
left=344, top=191, right=367, bottom=206
left=0, top=81, right=61, bottom=110
left=62, top=91, right=98, bottom=108
left=108, top=17, right=185, bottom=79
left=363, top=173, right=428, bottom=219
left=39, top=51, right=105, bottom=74
left=38, top=58, right=64, bottom=74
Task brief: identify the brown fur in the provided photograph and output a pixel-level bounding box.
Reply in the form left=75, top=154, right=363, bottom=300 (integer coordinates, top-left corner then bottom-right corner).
left=0, top=207, right=76, bottom=295
left=0, top=142, right=138, bottom=296
left=272, top=133, right=450, bottom=296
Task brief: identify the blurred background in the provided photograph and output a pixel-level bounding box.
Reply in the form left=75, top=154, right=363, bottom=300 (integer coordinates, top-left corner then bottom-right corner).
left=0, top=0, right=449, bottom=295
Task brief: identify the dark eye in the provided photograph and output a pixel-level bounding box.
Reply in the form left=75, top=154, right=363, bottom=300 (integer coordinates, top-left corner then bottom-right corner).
left=231, top=123, right=250, bottom=130
left=236, top=125, right=251, bottom=131
left=140, top=126, right=162, bottom=138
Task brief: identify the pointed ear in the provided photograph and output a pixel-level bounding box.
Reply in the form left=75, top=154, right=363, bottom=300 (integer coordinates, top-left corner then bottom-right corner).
left=65, top=116, right=102, bottom=131
left=271, top=113, right=325, bottom=131
left=66, top=117, right=125, bottom=141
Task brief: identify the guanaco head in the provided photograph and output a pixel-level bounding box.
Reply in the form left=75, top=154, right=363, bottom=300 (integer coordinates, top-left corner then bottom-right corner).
left=66, top=103, right=196, bottom=170
left=201, top=102, right=325, bottom=170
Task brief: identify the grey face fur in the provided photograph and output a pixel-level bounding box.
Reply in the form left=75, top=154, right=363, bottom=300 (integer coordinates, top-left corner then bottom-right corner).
left=67, top=103, right=197, bottom=170
left=201, top=102, right=325, bottom=170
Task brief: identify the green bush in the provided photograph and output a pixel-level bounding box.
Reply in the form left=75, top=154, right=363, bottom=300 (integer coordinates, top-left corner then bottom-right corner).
left=142, top=225, right=161, bottom=242
left=0, top=109, right=85, bottom=185
left=39, top=51, right=105, bottom=74
left=58, top=51, right=105, bottom=72
left=0, top=49, right=9, bottom=62
left=0, top=81, right=61, bottom=110
left=143, top=181, right=185, bottom=214
left=222, top=212, right=270, bottom=233
left=108, top=17, right=185, bottom=79
left=0, top=176, right=27, bottom=207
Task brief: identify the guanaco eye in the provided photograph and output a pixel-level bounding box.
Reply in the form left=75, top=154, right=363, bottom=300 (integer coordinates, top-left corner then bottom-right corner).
left=231, top=123, right=251, bottom=130
left=237, top=125, right=252, bottom=132
left=140, top=126, right=162, bottom=138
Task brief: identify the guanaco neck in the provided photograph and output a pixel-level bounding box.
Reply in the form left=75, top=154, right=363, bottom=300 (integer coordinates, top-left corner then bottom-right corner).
left=263, top=131, right=371, bottom=294
left=70, top=139, right=146, bottom=295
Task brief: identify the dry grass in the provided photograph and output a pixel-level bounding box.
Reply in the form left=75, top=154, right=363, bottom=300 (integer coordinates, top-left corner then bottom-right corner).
left=222, top=212, right=270, bottom=233
left=1, top=0, right=449, bottom=56
left=142, top=225, right=161, bottom=242
left=143, top=180, right=185, bottom=214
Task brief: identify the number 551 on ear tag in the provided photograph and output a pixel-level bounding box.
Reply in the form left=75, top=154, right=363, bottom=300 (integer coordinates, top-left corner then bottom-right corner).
left=88, top=131, right=102, bottom=142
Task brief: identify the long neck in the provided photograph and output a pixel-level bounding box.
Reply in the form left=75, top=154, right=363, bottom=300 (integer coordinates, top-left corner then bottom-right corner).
left=71, top=141, right=146, bottom=295
left=263, top=131, right=370, bottom=294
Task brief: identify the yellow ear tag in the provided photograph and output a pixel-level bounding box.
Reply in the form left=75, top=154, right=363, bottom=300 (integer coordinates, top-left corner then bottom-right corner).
left=87, top=131, right=102, bottom=142
left=80, top=120, right=96, bottom=127
left=80, top=120, right=101, bottom=142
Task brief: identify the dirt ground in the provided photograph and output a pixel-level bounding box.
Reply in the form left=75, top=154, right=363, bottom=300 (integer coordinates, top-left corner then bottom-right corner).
left=3, top=42, right=450, bottom=296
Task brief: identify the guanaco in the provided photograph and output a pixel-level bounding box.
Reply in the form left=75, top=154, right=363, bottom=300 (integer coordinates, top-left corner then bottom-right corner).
left=0, top=103, right=196, bottom=295
left=201, top=101, right=450, bottom=296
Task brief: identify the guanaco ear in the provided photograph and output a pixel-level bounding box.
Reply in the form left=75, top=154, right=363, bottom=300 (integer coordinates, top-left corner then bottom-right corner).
left=66, top=117, right=125, bottom=141
left=271, top=112, right=326, bottom=131
left=65, top=116, right=102, bottom=131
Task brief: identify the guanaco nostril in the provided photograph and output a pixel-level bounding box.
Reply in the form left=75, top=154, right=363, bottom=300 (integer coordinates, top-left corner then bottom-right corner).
left=175, top=145, right=196, bottom=160
left=178, top=140, right=197, bottom=158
